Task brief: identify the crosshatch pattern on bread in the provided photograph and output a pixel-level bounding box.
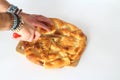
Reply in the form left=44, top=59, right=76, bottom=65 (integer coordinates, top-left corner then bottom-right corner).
left=16, top=18, right=87, bottom=69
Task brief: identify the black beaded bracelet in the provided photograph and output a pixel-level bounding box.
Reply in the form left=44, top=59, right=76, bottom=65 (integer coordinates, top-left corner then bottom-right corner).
left=10, top=13, right=24, bottom=32
left=10, top=13, right=20, bottom=31
left=7, top=4, right=22, bottom=15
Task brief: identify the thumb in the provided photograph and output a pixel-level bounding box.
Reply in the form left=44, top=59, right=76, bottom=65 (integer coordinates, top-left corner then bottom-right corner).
left=33, top=30, right=41, bottom=41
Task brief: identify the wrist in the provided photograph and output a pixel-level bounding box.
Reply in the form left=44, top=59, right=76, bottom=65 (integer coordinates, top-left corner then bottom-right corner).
left=10, top=13, right=24, bottom=32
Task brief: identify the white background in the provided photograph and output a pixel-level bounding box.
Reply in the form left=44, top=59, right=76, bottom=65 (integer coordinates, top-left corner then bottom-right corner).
left=0, top=0, right=120, bottom=80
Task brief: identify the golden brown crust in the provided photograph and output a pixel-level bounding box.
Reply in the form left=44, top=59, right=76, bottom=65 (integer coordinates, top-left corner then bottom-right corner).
left=16, top=18, right=87, bottom=69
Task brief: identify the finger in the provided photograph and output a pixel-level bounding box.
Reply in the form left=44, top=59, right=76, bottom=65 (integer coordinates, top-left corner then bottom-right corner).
left=34, top=21, right=51, bottom=31
left=26, top=32, right=34, bottom=42
left=33, top=30, right=41, bottom=41
left=34, top=15, right=54, bottom=26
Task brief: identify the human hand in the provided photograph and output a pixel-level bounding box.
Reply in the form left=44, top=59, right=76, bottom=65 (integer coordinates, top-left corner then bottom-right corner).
left=13, top=12, right=53, bottom=42
left=19, top=12, right=53, bottom=31
left=13, top=21, right=40, bottom=42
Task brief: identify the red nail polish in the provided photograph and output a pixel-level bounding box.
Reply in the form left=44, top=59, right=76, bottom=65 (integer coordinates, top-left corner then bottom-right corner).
left=13, top=33, right=21, bottom=38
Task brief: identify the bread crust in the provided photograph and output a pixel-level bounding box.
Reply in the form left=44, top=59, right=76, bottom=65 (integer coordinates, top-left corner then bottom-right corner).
left=16, top=18, right=87, bottom=69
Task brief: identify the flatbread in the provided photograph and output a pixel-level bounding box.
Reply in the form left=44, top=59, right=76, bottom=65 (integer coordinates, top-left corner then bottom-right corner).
left=16, top=18, right=87, bottom=69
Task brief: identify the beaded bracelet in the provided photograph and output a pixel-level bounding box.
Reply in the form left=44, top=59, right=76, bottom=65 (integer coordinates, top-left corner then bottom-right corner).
left=7, top=4, right=22, bottom=15
left=10, top=13, right=24, bottom=32
left=15, top=17, right=24, bottom=32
